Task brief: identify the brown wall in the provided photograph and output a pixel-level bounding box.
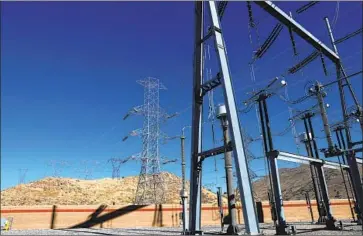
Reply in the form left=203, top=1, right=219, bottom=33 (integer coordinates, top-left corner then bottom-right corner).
left=0, top=199, right=355, bottom=230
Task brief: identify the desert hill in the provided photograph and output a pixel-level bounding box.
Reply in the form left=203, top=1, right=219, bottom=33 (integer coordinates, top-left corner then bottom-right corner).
left=1, top=172, right=222, bottom=206
left=251, top=164, right=362, bottom=201
left=1, top=166, right=361, bottom=206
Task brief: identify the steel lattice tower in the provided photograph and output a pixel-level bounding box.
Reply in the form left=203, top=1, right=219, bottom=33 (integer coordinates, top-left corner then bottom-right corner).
left=134, top=77, right=167, bottom=204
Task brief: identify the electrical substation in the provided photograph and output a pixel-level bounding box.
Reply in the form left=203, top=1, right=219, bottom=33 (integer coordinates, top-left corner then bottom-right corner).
left=1, top=1, right=362, bottom=235
left=186, top=1, right=362, bottom=235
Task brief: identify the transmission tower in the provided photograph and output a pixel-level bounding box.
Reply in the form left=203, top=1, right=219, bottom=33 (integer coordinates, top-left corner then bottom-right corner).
left=47, top=160, right=68, bottom=178
left=76, top=160, right=100, bottom=180
left=108, top=158, right=122, bottom=179
left=18, top=168, right=28, bottom=185
left=124, top=77, right=171, bottom=204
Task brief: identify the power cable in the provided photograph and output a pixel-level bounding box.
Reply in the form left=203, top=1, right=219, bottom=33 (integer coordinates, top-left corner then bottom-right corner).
left=296, top=1, right=320, bottom=14
left=334, top=28, right=363, bottom=45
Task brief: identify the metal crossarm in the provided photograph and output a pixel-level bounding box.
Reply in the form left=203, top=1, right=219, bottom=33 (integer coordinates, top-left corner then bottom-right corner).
left=254, top=1, right=340, bottom=63
left=198, top=142, right=233, bottom=159
left=200, top=73, right=222, bottom=96
left=277, top=151, right=350, bottom=170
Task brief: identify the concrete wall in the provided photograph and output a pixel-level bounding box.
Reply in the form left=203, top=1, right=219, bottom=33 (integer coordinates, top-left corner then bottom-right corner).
left=0, top=199, right=355, bottom=230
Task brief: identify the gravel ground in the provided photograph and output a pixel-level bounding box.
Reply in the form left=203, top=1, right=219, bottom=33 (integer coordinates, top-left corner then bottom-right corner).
left=2, top=222, right=362, bottom=235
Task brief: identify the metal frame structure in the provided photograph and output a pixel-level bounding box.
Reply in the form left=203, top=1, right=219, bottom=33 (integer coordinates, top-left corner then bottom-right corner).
left=254, top=0, right=362, bottom=226
left=188, top=1, right=362, bottom=234
left=252, top=87, right=349, bottom=232
left=299, top=130, right=326, bottom=223
left=324, top=17, right=363, bottom=224
left=256, top=92, right=290, bottom=235
left=300, top=111, right=335, bottom=225
left=189, top=1, right=259, bottom=235
left=253, top=1, right=339, bottom=63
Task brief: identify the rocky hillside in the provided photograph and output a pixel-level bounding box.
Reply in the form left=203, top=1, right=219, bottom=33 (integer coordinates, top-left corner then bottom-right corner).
left=1, top=172, right=222, bottom=206
left=1, top=166, right=361, bottom=206
left=251, top=164, right=362, bottom=201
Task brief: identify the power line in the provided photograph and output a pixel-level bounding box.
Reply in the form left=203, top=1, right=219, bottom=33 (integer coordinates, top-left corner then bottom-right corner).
left=46, top=160, right=69, bottom=178
left=334, top=28, right=363, bottom=45
left=296, top=1, right=320, bottom=14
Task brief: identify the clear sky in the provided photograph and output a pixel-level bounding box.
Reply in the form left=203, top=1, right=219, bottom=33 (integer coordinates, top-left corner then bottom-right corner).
left=1, top=1, right=362, bottom=192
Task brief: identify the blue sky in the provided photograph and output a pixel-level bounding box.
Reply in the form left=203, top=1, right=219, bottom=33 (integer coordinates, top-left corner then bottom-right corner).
left=1, top=1, right=362, bottom=192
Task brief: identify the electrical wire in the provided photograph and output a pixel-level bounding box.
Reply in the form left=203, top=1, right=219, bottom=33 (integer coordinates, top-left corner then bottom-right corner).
left=334, top=28, right=363, bottom=45
left=322, top=70, right=363, bottom=88
left=247, top=1, right=255, bottom=28
left=248, top=3, right=361, bottom=83
left=217, top=1, right=228, bottom=20
left=296, top=1, right=320, bottom=14
left=234, top=48, right=362, bottom=118
left=288, top=50, right=320, bottom=74
left=204, top=39, right=219, bottom=188
left=331, top=1, right=340, bottom=31
left=254, top=23, right=283, bottom=60
left=277, top=93, right=312, bottom=105
left=285, top=85, right=301, bottom=153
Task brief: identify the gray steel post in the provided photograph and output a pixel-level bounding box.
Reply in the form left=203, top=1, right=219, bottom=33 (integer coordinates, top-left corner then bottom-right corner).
left=181, top=126, right=191, bottom=234
left=208, top=1, right=260, bottom=234
left=268, top=151, right=288, bottom=234
left=315, top=164, right=336, bottom=225
left=217, top=187, right=224, bottom=232
left=302, top=117, right=325, bottom=222
left=325, top=16, right=363, bottom=125
left=307, top=115, right=336, bottom=228
left=324, top=17, right=363, bottom=224
left=302, top=135, right=323, bottom=221
left=182, top=133, right=186, bottom=195
left=181, top=128, right=188, bottom=234
left=217, top=105, right=240, bottom=235
left=305, top=192, right=315, bottom=223
left=335, top=128, right=356, bottom=222
left=261, top=98, right=288, bottom=234
left=346, top=152, right=363, bottom=224
left=189, top=1, right=204, bottom=234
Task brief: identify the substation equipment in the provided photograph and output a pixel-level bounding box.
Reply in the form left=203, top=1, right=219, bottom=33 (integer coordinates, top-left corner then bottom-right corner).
left=188, top=1, right=363, bottom=235
left=216, top=104, right=241, bottom=235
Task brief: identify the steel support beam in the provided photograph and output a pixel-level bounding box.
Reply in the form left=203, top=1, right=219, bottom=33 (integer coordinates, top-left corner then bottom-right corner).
left=258, top=95, right=289, bottom=234
left=304, top=113, right=337, bottom=228
left=277, top=151, right=349, bottom=170
left=209, top=1, right=260, bottom=234
left=189, top=2, right=259, bottom=235
left=324, top=17, right=363, bottom=225
left=254, top=1, right=340, bottom=63
left=188, top=1, right=204, bottom=233
left=313, top=162, right=336, bottom=227
left=345, top=152, right=363, bottom=224
left=198, top=142, right=233, bottom=159
left=302, top=116, right=329, bottom=224
left=267, top=151, right=288, bottom=234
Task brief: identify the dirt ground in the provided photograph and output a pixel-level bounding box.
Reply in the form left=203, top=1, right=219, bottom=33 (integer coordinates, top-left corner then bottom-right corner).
left=2, top=222, right=362, bottom=235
